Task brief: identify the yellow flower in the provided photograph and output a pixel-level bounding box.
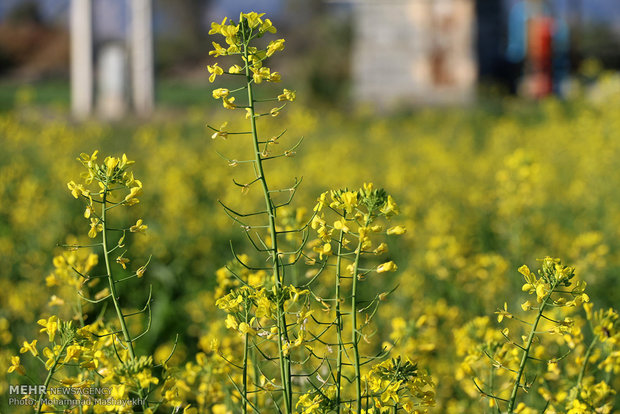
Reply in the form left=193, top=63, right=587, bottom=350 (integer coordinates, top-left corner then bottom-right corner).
left=8, top=356, right=25, bottom=375
left=130, top=219, right=148, bottom=233
left=228, top=64, right=243, bottom=74
left=212, top=89, right=229, bottom=100
left=338, top=191, right=358, bottom=213
left=116, top=256, right=130, bottom=269
left=260, top=19, right=277, bottom=34
left=125, top=186, right=142, bottom=204
left=241, top=12, right=265, bottom=29
left=43, top=349, right=56, bottom=370
left=63, top=344, right=82, bottom=363
left=374, top=242, right=388, bottom=255
left=136, top=369, right=159, bottom=389
left=269, top=71, right=281, bottom=82
left=78, top=150, right=99, bottom=167
left=377, top=261, right=398, bottom=273
left=536, top=283, right=549, bottom=303
left=48, top=295, right=65, bottom=307
left=381, top=195, right=399, bottom=217
left=211, top=121, right=229, bottom=139
left=212, top=404, right=230, bottom=414
left=37, top=316, right=59, bottom=341
left=67, top=181, right=85, bottom=199
left=227, top=43, right=240, bottom=54
left=266, top=39, right=285, bottom=57
left=220, top=23, right=239, bottom=40
left=380, top=381, right=401, bottom=403
left=238, top=322, right=253, bottom=335
left=207, top=63, right=224, bottom=83
left=313, top=243, right=332, bottom=259
left=252, top=66, right=270, bottom=84
left=255, top=293, right=274, bottom=319
left=387, top=225, right=407, bottom=235
left=278, top=89, right=296, bottom=102
left=119, top=153, right=134, bottom=167
left=222, top=96, right=236, bottom=110
left=209, top=41, right=227, bottom=57
left=333, top=218, right=350, bottom=233
left=496, top=302, right=512, bottom=323
left=88, top=218, right=103, bottom=238
left=20, top=339, right=39, bottom=356
left=208, top=17, right=228, bottom=35
left=111, top=384, right=127, bottom=399
left=104, top=156, right=119, bottom=175
left=225, top=314, right=238, bottom=330
left=136, top=265, right=147, bottom=278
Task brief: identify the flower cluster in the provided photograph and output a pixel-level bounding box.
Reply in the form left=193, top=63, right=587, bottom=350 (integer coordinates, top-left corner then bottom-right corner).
left=463, top=258, right=620, bottom=413
left=7, top=153, right=180, bottom=413
left=207, top=12, right=295, bottom=113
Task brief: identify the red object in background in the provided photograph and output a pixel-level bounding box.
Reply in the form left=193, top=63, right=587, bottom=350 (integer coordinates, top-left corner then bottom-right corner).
left=527, top=17, right=553, bottom=98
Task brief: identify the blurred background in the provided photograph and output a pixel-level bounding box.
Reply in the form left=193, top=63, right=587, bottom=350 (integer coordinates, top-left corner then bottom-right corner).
left=1, top=0, right=620, bottom=114
left=2, top=1, right=620, bottom=411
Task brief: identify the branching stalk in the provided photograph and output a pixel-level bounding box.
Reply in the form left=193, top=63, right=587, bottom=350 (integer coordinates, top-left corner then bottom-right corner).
left=351, top=214, right=372, bottom=412
left=101, top=189, right=136, bottom=360
left=334, top=222, right=346, bottom=413
left=242, top=33, right=292, bottom=413
left=507, top=280, right=559, bottom=412
left=101, top=188, right=147, bottom=409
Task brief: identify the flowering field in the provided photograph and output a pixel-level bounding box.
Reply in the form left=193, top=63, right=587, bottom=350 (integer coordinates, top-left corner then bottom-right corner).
left=2, top=14, right=620, bottom=414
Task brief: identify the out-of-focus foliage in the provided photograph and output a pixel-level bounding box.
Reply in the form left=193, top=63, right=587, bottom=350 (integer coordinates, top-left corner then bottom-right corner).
left=1, top=81, right=620, bottom=411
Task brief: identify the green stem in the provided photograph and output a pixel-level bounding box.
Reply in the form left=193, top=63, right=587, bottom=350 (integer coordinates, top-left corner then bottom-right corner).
left=101, top=190, right=136, bottom=360
left=242, top=304, right=249, bottom=414
left=36, top=342, right=68, bottom=414
left=506, top=282, right=558, bottom=412
left=101, top=189, right=147, bottom=409
left=334, top=220, right=346, bottom=413
left=577, top=336, right=598, bottom=388
left=351, top=215, right=372, bottom=412
left=252, top=346, right=260, bottom=410
left=242, top=33, right=292, bottom=413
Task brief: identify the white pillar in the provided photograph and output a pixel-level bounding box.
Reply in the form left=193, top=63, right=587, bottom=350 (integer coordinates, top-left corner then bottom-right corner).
left=70, top=0, right=93, bottom=119
left=131, top=0, right=155, bottom=116
left=97, top=43, right=127, bottom=120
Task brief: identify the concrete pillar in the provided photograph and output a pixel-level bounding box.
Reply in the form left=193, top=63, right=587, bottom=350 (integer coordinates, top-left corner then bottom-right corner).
left=352, top=0, right=476, bottom=108
left=97, top=43, right=127, bottom=120
left=130, top=0, right=154, bottom=116
left=70, top=0, right=93, bottom=119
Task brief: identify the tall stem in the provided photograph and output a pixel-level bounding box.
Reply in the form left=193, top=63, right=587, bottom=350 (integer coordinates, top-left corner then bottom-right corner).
left=334, top=219, right=346, bottom=412
left=242, top=304, right=249, bottom=414
left=101, top=189, right=147, bottom=409
left=101, top=190, right=136, bottom=360
left=507, top=282, right=558, bottom=412
left=351, top=215, right=371, bottom=412
left=242, top=36, right=292, bottom=413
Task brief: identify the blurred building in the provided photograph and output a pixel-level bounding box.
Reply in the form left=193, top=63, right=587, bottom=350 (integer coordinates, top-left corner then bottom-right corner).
left=351, top=0, right=477, bottom=108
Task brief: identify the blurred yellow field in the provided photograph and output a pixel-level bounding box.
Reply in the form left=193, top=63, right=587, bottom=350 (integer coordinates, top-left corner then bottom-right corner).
left=1, top=12, right=620, bottom=413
